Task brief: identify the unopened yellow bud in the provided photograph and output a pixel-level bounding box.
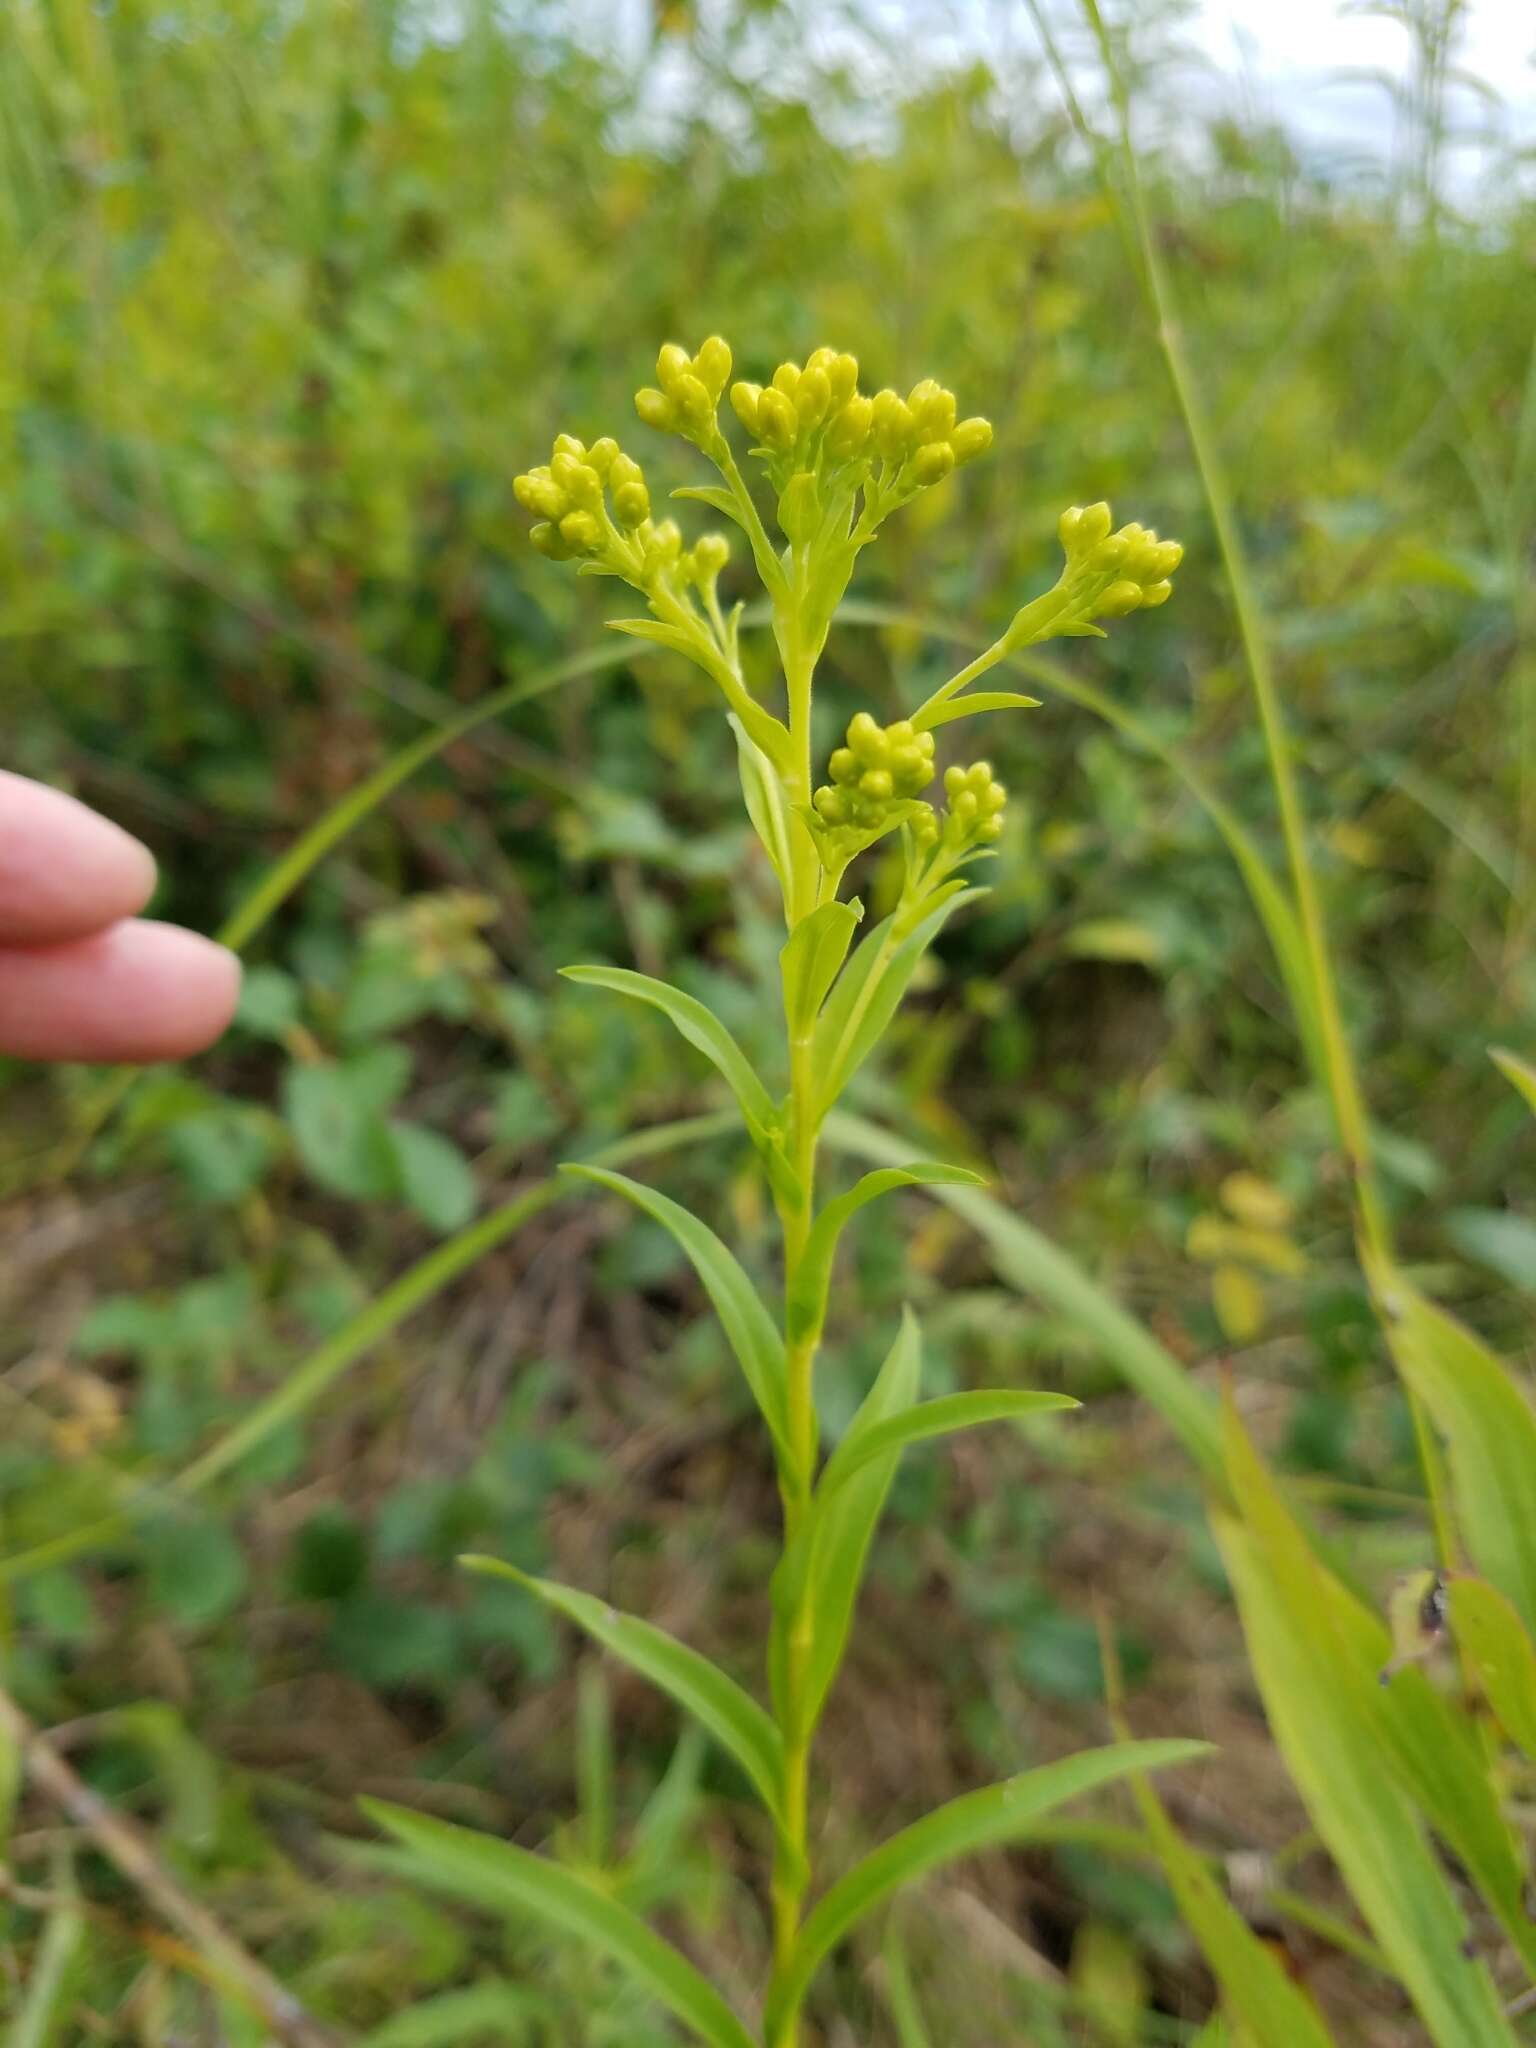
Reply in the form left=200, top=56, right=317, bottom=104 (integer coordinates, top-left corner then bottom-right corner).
left=771, top=361, right=801, bottom=400
left=1140, top=578, right=1174, bottom=607
left=872, top=390, right=914, bottom=460
left=1098, top=580, right=1144, bottom=617
left=1091, top=534, right=1129, bottom=571
left=609, top=451, right=644, bottom=491
left=847, top=711, right=884, bottom=762
left=558, top=509, right=602, bottom=552
left=730, top=381, right=763, bottom=432
left=693, top=532, right=730, bottom=577
left=529, top=521, right=569, bottom=559
left=1080, top=502, right=1113, bottom=547
left=1144, top=538, right=1183, bottom=580
left=694, top=335, right=732, bottom=397
left=828, top=352, right=859, bottom=404
left=911, top=441, right=955, bottom=486
left=635, top=387, right=676, bottom=431
left=757, top=387, right=797, bottom=450
left=909, top=379, right=956, bottom=440
left=672, top=372, right=713, bottom=426
left=826, top=394, right=873, bottom=458
left=552, top=433, right=586, bottom=460
left=586, top=437, right=619, bottom=476
left=859, top=767, right=893, bottom=801
left=805, top=346, right=838, bottom=375
left=796, top=366, right=831, bottom=425
left=951, top=417, right=993, bottom=464
left=613, top=480, right=650, bottom=528
left=646, top=518, right=683, bottom=567
left=514, top=471, right=566, bottom=521
left=656, top=342, right=691, bottom=392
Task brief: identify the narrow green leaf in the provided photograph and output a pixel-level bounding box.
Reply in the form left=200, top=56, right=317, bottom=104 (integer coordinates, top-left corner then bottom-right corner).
left=671, top=483, right=740, bottom=519
left=1218, top=1405, right=1521, bottom=2048
left=915, top=689, right=1042, bottom=728
left=460, top=1557, right=783, bottom=1815
left=1366, top=1251, right=1536, bottom=1632
left=607, top=617, right=700, bottom=660
left=7, top=1878, right=84, bottom=2048
left=817, top=1390, right=1079, bottom=1497
left=1491, top=1045, right=1536, bottom=1118
left=561, top=966, right=779, bottom=1143
left=1450, top=1578, right=1536, bottom=1760
left=786, top=1163, right=985, bottom=1343
left=730, top=713, right=794, bottom=896
left=825, top=1112, right=1222, bottom=1477
left=772, top=1311, right=922, bottom=1732
left=364, top=1802, right=757, bottom=2048
left=1130, top=1771, right=1337, bottom=2047
left=563, top=1165, right=789, bottom=1461
left=814, top=892, right=975, bottom=1113
left=780, top=900, right=864, bottom=1039
left=765, top=1741, right=1209, bottom=2035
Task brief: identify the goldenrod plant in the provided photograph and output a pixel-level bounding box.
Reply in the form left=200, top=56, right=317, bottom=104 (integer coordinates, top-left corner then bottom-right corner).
left=363, top=339, right=1201, bottom=2046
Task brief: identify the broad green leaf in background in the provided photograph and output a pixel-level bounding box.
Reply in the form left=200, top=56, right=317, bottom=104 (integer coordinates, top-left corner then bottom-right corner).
left=780, top=900, right=863, bottom=1038
left=363, top=1803, right=758, bottom=2048
left=562, top=1165, right=789, bottom=1461
left=562, top=966, right=780, bottom=1147
left=1443, top=1207, right=1536, bottom=1293
left=1491, top=1046, right=1536, bottom=1118
left=785, top=1163, right=986, bottom=1342
left=459, top=1557, right=784, bottom=1816
left=826, top=1113, right=1222, bottom=1476
left=763, top=1740, right=1210, bottom=2038
left=385, top=1121, right=478, bottom=1235
left=1449, top=1578, right=1536, bottom=1761
left=1218, top=1405, right=1521, bottom=2048
left=1366, top=1251, right=1536, bottom=1633
left=815, top=1389, right=1079, bottom=1496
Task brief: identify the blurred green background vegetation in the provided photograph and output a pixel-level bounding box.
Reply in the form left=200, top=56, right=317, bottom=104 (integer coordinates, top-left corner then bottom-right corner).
left=2, top=0, right=1532, bottom=2040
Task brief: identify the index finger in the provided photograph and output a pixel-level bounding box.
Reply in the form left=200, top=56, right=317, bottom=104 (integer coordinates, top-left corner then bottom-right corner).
left=0, top=769, right=159, bottom=943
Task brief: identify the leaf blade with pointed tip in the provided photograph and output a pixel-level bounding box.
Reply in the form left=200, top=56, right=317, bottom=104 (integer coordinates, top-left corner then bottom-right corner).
left=363, top=1802, right=758, bottom=2048
left=786, top=1163, right=985, bottom=1344
left=459, top=1557, right=783, bottom=1816
left=914, top=690, right=1042, bottom=729
left=561, top=966, right=779, bottom=1143
left=780, top=900, right=864, bottom=1038
left=1491, top=1046, right=1536, bottom=1119
left=562, top=1165, right=789, bottom=1462
left=1449, top=1578, right=1536, bottom=1761
left=817, top=1389, right=1079, bottom=1496
left=765, top=1741, right=1210, bottom=2036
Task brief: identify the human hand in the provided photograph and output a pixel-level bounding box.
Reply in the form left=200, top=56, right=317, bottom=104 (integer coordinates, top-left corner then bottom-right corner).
left=0, top=770, right=241, bottom=1062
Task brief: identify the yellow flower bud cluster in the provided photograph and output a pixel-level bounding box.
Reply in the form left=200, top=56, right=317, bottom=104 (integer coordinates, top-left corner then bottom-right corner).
left=634, top=335, right=735, bottom=442
left=513, top=431, right=728, bottom=593
left=1056, top=502, right=1182, bottom=619
left=729, top=351, right=992, bottom=492
left=811, top=712, right=936, bottom=857
left=932, top=760, right=1008, bottom=852
left=514, top=432, right=649, bottom=561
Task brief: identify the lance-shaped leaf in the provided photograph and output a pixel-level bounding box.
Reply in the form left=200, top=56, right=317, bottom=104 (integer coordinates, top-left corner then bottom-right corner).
left=786, top=1163, right=985, bottom=1344
left=1218, top=1402, right=1522, bottom=2048
left=1449, top=1578, right=1536, bottom=1761
left=1491, top=1045, right=1536, bottom=1119
left=816, top=1389, right=1079, bottom=1497
left=771, top=1310, right=921, bottom=1733
left=780, top=900, right=863, bottom=1039
left=1129, top=1766, right=1338, bottom=2048
left=1366, top=1250, right=1536, bottom=1633
left=813, top=890, right=978, bottom=1115
left=915, top=689, right=1041, bottom=730
left=364, top=1802, right=757, bottom=2048
left=730, top=713, right=795, bottom=894
left=460, top=1557, right=783, bottom=1817
left=561, top=967, right=779, bottom=1148
left=764, top=1741, right=1209, bottom=2037
left=562, top=1166, right=789, bottom=1462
